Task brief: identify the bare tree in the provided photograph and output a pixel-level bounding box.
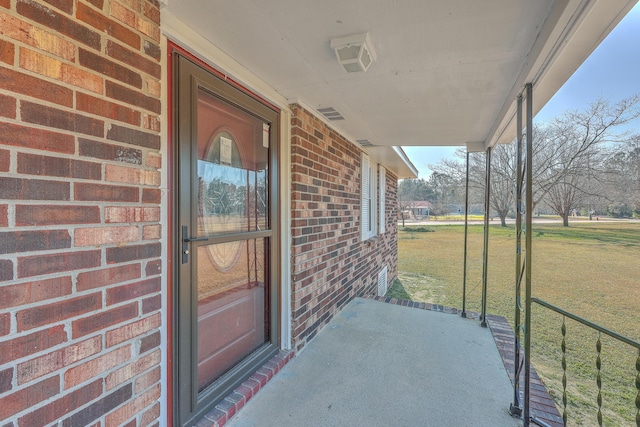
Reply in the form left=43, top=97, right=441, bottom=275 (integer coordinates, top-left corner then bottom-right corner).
left=534, top=96, right=640, bottom=225
left=544, top=171, right=586, bottom=226
left=428, top=172, right=460, bottom=215
left=397, top=197, right=417, bottom=227
left=487, top=144, right=517, bottom=226
left=601, top=135, right=640, bottom=217
left=427, top=95, right=640, bottom=227
left=431, top=145, right=516, bottom=226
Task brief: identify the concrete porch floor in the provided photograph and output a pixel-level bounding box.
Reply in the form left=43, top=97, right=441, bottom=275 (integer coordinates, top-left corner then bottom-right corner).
left=227, top=297, right=523, bottom=427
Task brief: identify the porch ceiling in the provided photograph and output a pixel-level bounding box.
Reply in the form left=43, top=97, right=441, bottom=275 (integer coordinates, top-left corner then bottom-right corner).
left=163, top=0, right=636, bottom=151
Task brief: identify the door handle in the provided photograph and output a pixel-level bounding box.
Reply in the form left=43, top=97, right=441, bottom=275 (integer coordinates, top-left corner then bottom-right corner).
left=181, top=226, right=209, bottom=263
left=184, top=236, right=209, bottom=243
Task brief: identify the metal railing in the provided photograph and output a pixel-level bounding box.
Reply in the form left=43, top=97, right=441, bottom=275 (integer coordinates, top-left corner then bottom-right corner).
left=532, top=297, right=640, bottom=426
left=510, top=83, right=534, bottom=425
left=461, top=81, right=640, bottom=426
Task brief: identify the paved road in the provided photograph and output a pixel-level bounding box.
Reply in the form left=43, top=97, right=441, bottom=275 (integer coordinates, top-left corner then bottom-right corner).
left=400, top=217, right=640, bottom=226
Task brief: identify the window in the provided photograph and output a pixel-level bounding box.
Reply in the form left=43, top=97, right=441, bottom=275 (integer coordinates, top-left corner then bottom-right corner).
left=361, top=152, right=377, bottom=240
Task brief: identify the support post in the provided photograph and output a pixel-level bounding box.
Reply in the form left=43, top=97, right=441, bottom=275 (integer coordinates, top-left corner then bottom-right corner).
left=480, top=146, right=491, bottom=327
left=524, top=82, right=534, bottom=427
left=461, top=150, right=470, bottom=318
left=510, top=93, right=524, bottom=418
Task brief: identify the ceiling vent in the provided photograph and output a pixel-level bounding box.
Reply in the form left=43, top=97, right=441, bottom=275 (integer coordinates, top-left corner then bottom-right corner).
left=318, top=107, right=344, bottom=121
left=357, top=139, right=374, bottom=147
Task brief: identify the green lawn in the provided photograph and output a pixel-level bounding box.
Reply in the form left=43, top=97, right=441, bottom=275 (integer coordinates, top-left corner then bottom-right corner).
left=394, top=222, right=640, bottom=426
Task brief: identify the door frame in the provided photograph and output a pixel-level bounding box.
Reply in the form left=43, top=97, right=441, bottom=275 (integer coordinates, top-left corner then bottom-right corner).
left=167, top=42, right=285, bottom=427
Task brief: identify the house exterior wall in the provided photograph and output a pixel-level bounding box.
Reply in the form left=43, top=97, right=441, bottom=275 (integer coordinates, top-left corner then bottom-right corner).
left=290, top=104, right=398, bottom=351
left=0, top=2, right=403, bottom=425
left=0, top=0, right=163, bottom=425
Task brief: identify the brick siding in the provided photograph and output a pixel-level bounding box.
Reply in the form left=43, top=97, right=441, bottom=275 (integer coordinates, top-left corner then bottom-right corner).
left=0, top=1, right=162, bottom=426
left=0, top=2, right=406, bottom=424
left=290, top=105, right=399, bottom=351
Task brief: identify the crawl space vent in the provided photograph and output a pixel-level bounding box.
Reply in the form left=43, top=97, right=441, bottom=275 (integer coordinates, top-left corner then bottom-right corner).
left=377, top=266, right=388, bottom=297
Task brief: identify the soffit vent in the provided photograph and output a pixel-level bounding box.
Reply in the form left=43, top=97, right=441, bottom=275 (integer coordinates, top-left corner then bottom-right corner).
left=317, top=107, right=344, bottom=121
left=357, top=139, right=374, bottom=147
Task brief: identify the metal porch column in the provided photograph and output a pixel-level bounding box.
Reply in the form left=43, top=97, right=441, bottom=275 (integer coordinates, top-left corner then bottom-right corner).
left=480, top=146, right=491, bottom=327
left=510, top=93, right=524, bottom=418
left=523, top=82, right=534, bottom=426
left=461, top=150, right=470, bottom=318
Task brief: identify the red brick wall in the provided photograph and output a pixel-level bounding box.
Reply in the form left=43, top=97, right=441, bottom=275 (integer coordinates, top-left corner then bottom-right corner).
left=290, top=104, right=398, bottom=351
left=0, top=0, right=162, bottom=425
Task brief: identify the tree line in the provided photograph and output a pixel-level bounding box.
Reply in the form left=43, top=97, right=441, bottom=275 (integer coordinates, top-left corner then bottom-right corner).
left=399, top=96, right=640, bottom=226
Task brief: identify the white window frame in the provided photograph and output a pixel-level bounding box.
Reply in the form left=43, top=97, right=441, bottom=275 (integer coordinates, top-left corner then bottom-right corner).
left=361, top=152, right=377, bottom=241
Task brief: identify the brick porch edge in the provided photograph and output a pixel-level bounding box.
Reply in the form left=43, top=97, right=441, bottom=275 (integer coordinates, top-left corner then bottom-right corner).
left=196, top=351, right=295, bottom=427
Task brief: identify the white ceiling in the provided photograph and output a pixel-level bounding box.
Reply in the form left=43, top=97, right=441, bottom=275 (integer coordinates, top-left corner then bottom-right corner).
left=163, top=0, right=636, bottom=154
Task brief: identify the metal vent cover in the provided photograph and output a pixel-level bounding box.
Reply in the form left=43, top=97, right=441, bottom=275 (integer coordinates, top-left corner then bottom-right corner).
left=317, top=107, right=344, bottom=121
left=357, top=139, right=374, bottom=147
left=377, top=266, right=388, bottom=297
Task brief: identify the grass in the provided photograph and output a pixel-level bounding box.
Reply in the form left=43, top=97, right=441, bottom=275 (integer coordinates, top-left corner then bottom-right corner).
left=394, top=222, right=640, bottom=426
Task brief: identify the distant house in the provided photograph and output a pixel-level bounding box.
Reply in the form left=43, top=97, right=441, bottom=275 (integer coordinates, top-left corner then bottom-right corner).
left=408, top=201, right=434, bottom=219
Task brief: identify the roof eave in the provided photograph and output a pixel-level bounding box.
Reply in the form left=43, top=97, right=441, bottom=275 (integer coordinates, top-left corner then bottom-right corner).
left=486, top=0, right=638, bottom=149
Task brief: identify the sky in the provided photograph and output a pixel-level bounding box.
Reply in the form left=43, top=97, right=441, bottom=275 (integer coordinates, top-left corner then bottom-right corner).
left=404, top=3, right=640, bottom=179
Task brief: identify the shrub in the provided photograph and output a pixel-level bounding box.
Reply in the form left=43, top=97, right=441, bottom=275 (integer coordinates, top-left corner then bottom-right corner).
left=606, top=202, right=632, bottom=218
left=402, top=226, right=435, bottom=233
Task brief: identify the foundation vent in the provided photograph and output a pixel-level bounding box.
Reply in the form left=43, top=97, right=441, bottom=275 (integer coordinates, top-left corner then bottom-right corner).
left=317, top=107, right=345, bottom=121
left=377, top=266, right=388, bottom=297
